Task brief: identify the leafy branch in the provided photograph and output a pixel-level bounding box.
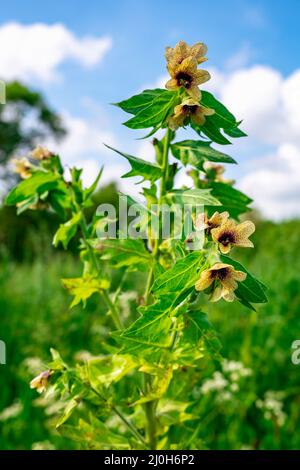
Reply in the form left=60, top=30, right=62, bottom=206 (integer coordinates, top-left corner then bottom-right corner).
left=7, top=39, right=267, bottom=450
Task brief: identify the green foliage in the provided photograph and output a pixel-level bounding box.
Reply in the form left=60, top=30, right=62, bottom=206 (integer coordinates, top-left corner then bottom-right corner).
left=6, top=172, right=60, bottom=206
left=104, top=144, right=162, bottom=183
left=114, top=89, right=167, bottom=115
left=207, top=182, right=253, bottom=218
left=98, top=238, right=153, bottom=270
left=152, top=252, right=201, bottom=295
left=1, top=221, right=299, bottom=449
left=221, top=255, right=268, bottom=310
left=62, top=276, right=110, bottom=308
left=118, top=296, right=175, bottom=352
left=53, top=213, right=81, bottom=249
left=115, top=88, right=178, bottom=132
left=167, top=188, right=221, bottom=206
left=4, top=39, right=269, bottom=451
left=171, top=140, right=237, bottom=169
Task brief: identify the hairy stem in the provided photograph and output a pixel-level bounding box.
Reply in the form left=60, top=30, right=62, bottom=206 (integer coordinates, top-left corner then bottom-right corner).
left=102, top=290, right=123, bottom=330
left=91, top=386, right=147, bottom=447
left=143, top=127, right=172, bottom=449
left=75, top=201, right=123, bottom=330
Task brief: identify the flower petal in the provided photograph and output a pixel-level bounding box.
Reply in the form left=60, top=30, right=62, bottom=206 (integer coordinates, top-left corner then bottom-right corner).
left=210, top=285, right=223, bottom=302
left=236, top=220, right=255, bottom=238
left=195, top=270, right=213, bottom=291
left=223, top=289, right=235, bottom=302
left=210, top=262, right=230, bottom=271
left=232, top=270, right=247, bottom=282
left=219, top=243, right=232, bottom=254
left=194, top=69, right=211, bottom=84
left=192, top=112, right=206, bottom=126
left=168, top=113, right=185, bottom=130
left=165, top=46, right=173, bottom=62
left=221, top=277, right=238, bottom=291
left=203, top=106, right=215, bottom=116
left=190, top=42, right=208, bottom=61
left=187, top=86, right=201, bottom=100
left=165, top=78, right=178, bottom=90
left=179, top=56, right=198, bottom=74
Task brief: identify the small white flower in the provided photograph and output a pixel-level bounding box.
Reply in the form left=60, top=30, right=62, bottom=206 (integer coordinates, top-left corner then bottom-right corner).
left=230, top=383, right=239, bottom=392
left=0, top=400, right=23, bottom=421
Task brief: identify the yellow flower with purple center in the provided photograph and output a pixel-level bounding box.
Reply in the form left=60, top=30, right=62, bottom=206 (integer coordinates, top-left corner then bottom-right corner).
left=211, top=219, right=255, bottom=254
left=195, top=262, right=246, bottom=302
left=165, top=56, right=210, bottom=100
left=168, top=98, right=214, bottom=130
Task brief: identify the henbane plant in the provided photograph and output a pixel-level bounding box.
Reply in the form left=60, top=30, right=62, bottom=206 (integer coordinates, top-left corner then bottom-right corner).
left=6, top=40, right=267, bottom=450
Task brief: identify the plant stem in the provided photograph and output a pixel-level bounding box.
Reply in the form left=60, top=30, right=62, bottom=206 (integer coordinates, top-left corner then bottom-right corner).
left=113, top=404, right=147, bottom=447
left=102, top=289, right=123, bottom=330
left=143, top=127, right=172, bottom=449
left=159, top=128, right=172, bottom=209
left=144, top=377, right=158, bottom=449
left=76, top=203, right=123, bottom=330
left=154, top=127, right=172, bottom=257
left=91, top=386, right=147, bottom=447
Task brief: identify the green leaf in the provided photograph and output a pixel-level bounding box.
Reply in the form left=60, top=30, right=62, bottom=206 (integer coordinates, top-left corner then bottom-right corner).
left=104, top=144, right=162, bottom=183
left=195, top=119, right=232, bottom=145
left=201, top=91, right=237, bottom=129
left=97, top=238, right=152, bottom=270
left=123, top=90, right=178, bottom=130
left=48, top=187, right=72, bottom=219
left=59, top=417, right=131, bottom=449
left=184, top=311, right=222, bottom=358
left=153, top=252, right=202, bottom=295
left=16, top=194, right=39, bottom=215
left=224, top=126, right=247, bottom=138
left=56, top=399, right=79, bottom=428
left=156, top=400, right=194, bottom=426
left=53, top=212, right=81, bottom=249
left=113, top=89, right=167, bottom=115
left=221, top=255, right=268, bottom=308
left=87, top=354, right=137, bottom=391
left=119, top=296, right=175, bottom=351
left=133, top=366, right=173, bottom=405
left=62, top=275, right=110, bottom=308
left=168, top=188, right=221, bottom=207
left=83, top=166, right=103, bottom=200
left=48, top=348, right=67, bottom=371
left=6, top=171, right=60, bottom=205
left=208, top=182, right=252, bottom=218
left=171, top=139, right=236, bottom=169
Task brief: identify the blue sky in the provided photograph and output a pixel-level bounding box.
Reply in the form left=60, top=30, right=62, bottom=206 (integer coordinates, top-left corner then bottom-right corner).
left=1, top=0, right=300, bottom=219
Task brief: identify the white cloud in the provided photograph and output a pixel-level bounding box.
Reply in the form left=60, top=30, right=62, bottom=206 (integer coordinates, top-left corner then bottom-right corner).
left=141, top=74, right=168, bottom=91
left=224, top=43, right=253, bottom=70
left=219, top=66, right=283, bottom=144
left=47, top=112, right=116, bottom=163
left=208, top=65, right=300, bottom=219
left=42, top=111, right=126, bottom=188
left=239, top=144, right=300, bottom=220
left=214, top=65, right=300, bottom=148
left=0, top=22, right=112, bottom=82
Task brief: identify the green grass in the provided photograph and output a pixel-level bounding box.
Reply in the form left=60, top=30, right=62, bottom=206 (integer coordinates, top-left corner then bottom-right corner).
left=0, top=220, right=300, bottom=449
